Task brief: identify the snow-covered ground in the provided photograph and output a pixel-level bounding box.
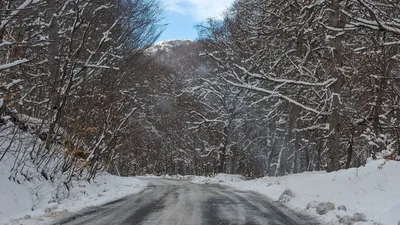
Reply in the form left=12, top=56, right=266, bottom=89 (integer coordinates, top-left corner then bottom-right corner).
left=0, top=119, right=148, bottom=225
left=0, top=163, right=147, bottom=225
left=190, top=160, right=400, bottom=225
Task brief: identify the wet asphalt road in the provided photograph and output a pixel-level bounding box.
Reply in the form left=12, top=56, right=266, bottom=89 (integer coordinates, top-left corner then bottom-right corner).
left=54, top=178, right=320, bottom=225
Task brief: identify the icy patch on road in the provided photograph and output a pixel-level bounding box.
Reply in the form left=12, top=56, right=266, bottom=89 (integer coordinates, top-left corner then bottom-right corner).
left=190, top=160, right=400, bottom=225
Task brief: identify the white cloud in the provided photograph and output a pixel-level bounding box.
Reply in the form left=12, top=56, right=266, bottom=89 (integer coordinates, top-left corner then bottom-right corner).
left=161, top=0, right=235, bottom=21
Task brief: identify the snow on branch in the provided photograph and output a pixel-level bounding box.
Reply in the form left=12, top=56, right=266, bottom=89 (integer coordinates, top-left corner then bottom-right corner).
left=85, top=64, right=119, bottom=70
left=0, top=0, right=40, bottom=30
left=190, top=111, right=225, bottom=129
left=341, top=1, right=400, bottom=34
left=294, top=123, right=329, bottom=132
left=234, top=64, right=337, bottom=87
left=0, top=59, right=29, bottom=70
left=6, top=79, right=23, bottom=90
left=222, top=78, right=330, bottom=115
left=0, top=41, right=12, bottom=47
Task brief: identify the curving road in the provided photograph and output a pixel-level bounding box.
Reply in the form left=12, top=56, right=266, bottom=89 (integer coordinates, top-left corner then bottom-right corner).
left=55, top=178, right=320, bottom=225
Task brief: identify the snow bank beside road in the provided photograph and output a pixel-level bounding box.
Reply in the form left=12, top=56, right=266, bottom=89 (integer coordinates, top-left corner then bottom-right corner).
left=0, top=166, right=147, bottom=225
left=192, top=160, right=400, bottom=225
left=0, top=119, right=148, bottom=225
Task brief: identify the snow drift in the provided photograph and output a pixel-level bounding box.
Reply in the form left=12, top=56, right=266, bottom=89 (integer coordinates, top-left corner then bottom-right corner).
left=191, top=160, right=400, bottom=225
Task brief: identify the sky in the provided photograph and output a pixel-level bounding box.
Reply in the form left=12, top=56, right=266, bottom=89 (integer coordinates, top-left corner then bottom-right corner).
left=158, top=0, right=235, bottom=41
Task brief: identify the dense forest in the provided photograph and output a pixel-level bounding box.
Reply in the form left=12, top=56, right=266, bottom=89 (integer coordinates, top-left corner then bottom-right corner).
left=1, top=0, right=400, bottom=192
left=126, top=0, right=400, bottom=177
left=0, top=0, right=163, bottom=185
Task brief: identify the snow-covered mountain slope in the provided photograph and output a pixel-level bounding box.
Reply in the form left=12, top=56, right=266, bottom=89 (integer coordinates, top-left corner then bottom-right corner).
left=145, top=40, right=193, bottom=54
left=190, top=160, right=400, bottom=225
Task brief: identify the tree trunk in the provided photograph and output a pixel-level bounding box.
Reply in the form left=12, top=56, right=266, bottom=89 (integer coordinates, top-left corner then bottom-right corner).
left=266, top=122, right=277, bottom=176
left=42, top=0, right=60, bottom=155
left=326, top=0, right=343, bottom=172
left=217, top=125, right=230, bottom=173
left=276, top=104, right=298, bottom=176
left=346, top=129, right=354, bottom=169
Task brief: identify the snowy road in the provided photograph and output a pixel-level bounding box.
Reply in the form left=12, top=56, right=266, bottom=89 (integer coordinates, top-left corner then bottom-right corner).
left=54, top=178, right=319, bottom=225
